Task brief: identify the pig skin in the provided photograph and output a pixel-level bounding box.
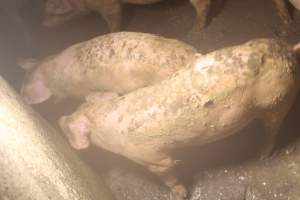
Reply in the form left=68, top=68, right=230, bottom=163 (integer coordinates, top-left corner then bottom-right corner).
left=20, top=32, right=197, bottom=104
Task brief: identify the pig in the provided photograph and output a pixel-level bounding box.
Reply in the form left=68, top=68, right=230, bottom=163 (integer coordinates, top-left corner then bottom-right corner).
left=290, top=0, right=300, bottom=10
left=19, top=31, right=197, bottom=104
left=274, top=0, right=300, bottom=24
left=43, top=0, right=212, bottom=31
left=43, top=0, right=300, bottom=33
left=59, top=38, right=300, bottom=200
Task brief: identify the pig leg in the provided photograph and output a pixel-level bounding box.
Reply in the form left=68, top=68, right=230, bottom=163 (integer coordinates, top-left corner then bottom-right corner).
left=273, top=0, right=292, bottom=24
left=147, top=157, right=187, bottom=200
left=94, top=0, right=122, bottom=32
left=85, top=92, right=119, bottom=103
left=131, top=149, right=186, bottom=199
left=259, top=112, right=284, bottom=160
left=189, top=0, right=211, bottom=31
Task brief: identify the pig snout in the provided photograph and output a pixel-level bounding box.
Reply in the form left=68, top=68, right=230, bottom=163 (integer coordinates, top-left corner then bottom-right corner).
left=20, top=79, right=52, bottom=105
left=43, top=0, right=74, bottom=27
left=59, top=115, right=91, bottom=150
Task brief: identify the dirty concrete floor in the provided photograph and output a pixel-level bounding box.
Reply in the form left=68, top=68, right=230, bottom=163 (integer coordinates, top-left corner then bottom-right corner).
left=1, top=0, right=300, bottom=197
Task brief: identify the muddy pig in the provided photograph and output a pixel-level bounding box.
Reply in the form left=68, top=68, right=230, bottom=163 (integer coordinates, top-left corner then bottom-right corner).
left=59, top=38, right=300, bottom=200
left=43, top=0, right=211, bottom=31
left=19, top=32, right=197, bottom=104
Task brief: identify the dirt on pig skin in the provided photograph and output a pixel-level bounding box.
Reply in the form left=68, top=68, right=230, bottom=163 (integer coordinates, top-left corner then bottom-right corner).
left=19, top=32, right=197, bottom=105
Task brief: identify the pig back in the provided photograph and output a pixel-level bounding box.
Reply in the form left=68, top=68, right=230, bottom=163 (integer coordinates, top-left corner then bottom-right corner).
left=73, top=32, right=197, bottom=94
left=82, top=38, right=300, bottom=154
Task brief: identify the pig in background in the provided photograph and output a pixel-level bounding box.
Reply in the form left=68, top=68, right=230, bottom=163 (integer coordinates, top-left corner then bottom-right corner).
left=19, top=31, right=197, bottom=104
left=59, top=39, right=300, bottom=200
left=43, top=0, right=212, bottom=31
left=275, top=0, right=300, bottom=24
left=43, top=0, right=300, bottom=32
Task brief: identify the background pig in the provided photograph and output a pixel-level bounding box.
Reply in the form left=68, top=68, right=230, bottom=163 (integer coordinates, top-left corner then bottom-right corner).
left=19, top=31, right=197, bottom=104
left=43, top=0, right=211, bottom=31
left=59, top=39, right=300, bottom=200
left=274, top=0, right=300, bottom=24
left=43, top=0, right=300, bottom=32
left=290, top=0, right=300, bottom=9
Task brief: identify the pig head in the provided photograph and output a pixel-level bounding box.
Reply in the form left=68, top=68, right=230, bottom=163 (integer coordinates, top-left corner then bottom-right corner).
left=43, top=0, right=86, bottom=27
left=43, top=0, right=122, bottom=31
left=59, top=114, right=91, bottom=149
left=58, top=91, right=119, bottom=149
left=18, top=59, right=53, bottom=104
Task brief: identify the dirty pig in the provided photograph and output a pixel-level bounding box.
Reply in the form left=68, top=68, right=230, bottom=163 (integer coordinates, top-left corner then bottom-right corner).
left=19, top=31, right=197, bottom=104
left=59, top=39, right=300, bottom=200
left=43, top=0, right=212, bottom=31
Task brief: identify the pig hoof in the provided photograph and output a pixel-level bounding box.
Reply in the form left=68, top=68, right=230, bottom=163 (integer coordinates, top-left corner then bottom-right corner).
left=172, top=184, right=188, bottom=200
left=259, top=149, right=275, bottom=160
left=287, top=145, right=297, bottom=154
left=259, top=153, right=271, bottom=161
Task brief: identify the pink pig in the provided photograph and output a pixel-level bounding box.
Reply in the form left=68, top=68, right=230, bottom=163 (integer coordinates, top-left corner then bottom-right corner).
left=59, top=39, right=300, bottom=200
left=19, top=32, right=197, bottom=104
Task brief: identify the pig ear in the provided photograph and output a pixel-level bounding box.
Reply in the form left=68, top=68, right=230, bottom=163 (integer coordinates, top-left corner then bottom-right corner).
left=59, top=115, right=91, bottom=150
left=21, top=79, right=52, bottom=104
left=17, top=58, right=39, bottom=71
